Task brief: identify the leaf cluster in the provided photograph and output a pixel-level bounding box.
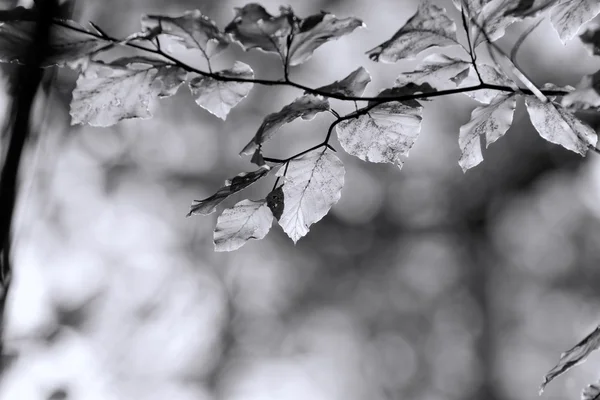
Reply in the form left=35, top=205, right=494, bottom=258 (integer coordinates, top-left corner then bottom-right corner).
left=0, top=0, right=599, bottom=260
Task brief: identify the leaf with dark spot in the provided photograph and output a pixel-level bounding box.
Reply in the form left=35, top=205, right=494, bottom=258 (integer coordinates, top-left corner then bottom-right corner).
left=267, top=186, right=284, bottom=220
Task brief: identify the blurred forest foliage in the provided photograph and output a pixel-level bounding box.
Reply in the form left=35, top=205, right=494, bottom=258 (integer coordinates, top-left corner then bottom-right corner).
left=1, top=0, right=600, bottom=399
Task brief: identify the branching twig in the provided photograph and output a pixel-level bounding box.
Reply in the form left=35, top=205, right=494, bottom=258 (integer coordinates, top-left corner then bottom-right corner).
left=461, top=6, right=483, bottom=84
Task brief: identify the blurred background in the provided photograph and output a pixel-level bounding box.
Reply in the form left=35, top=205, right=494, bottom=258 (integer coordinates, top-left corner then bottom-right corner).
left=1, top=0, right=600, bottom=399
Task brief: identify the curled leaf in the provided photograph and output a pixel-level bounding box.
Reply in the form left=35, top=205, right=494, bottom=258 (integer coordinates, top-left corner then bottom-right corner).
left=336, top=100, right=423, bottom=169
left=70, top=57, right=186, bottom=127
left=240, top=94, right=330, bottom=156
left=366, top=0, right=460, bottom=63
left=525, top=94, right=597, bottom=156
left=503, top=0, right=558, bottom=18
left=225, top=3, right=293, bottom=54
left=141, top=10, right=229, bottom=57
left=277, top=150, right=344, bottom=243
left=458, top=93, right=517, bottom=171
left=287, top=12, right=364, bottom=66
left=214, top=199, right=273, bottom=251
left=187, top=167, right=270, bottom=217
left=189, top=61, right=254, bottom=120
left=540, top=325, right=600, bottom=394
left=315, top=66, right=371, bottom=97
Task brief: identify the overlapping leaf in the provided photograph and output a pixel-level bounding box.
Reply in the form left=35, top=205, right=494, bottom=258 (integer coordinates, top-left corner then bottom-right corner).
left=394, top=54, right=471, bottom=90
left=141, top=10, right=229, bottom=57
left=472, top=0, right=520, bottom=47
left=315, top=66, right=371, bottom=97
left=550, top=0, right=600, bottom=43
left=189, top=61, right=254, bottom=120
left=0, top=19, right=111, bottom=66
left=240, top=94, right=330, bottom=156
left=457, top=64, right=516, bottom=103
left=562, top=69, right=600, bottom=110
left=458, top=93, right=517, bottom=171
left=224, top=3, right=293, bottom=54
left=277, top=149, right=344, bottom=243
left=336, top=101, right=423, bottom=169
left=540, top=325, right=600, bottom=393
left=187, top=167, right=271, bottom=217
left=526, top=93, right=597, bottom=156
left=287, top=12, right=364, bottom=66
left=213, top=199, right=273, bottom=251
left=366, top=0, right=460, bottom=63
left=582, top=381, right=600, bottom=400
left=70, top=57, right=186, bottom=127
left=580, top=23, right=600, bottom=56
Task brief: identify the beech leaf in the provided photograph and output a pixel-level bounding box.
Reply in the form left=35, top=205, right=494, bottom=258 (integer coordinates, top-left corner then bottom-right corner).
left=70, top=57, right=186, bottom=127
left=277, top=149, right=344, bottom=243
left=562, top=69, right=600, bottom=110
left=550, top=0, right=600, bottom=43
left=213, top=199, right=273, bottom=251
left=583, top=381, right=600, bottom=400
left=240, top=94, right=330, bottom=156
left=394, top=54, right=471, bottom=90
left=458, top=93, right=517, bottom=171
left=0, top=19, right=111, bottom=66
left=141, top=10, right=229, bottom=57
left=315, top=66, right=371, bottom=97
left=366, top=0, right=460, bottom=63
left=580, top=23, right=600, bottom=56
left=225, top=4, right=293, bottom=54
left=287, top=12, right=364, bottom=66
left=336, top=101, right=423, bottom=169
left=189, top=61, right=254, bottom=120
left=472, top=0, right=520, bottom=47
left=525, top=95, right=597, bottom=155
left=187, top=167, right=271, bottom=217
left=540, top=325, right=600, bottom=394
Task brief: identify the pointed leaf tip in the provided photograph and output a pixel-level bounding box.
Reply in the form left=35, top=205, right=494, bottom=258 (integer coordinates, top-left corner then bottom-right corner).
left=366, top=0, right=459, bottom=63
left=540, top=325, right=600, bottom=392
left=277, top=150, right=344, bottom=242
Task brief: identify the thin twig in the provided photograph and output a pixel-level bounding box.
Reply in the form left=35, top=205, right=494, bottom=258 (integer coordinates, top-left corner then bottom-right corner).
left=50, top=19, right=569, bottom=103
left=461, top=7, right=483, bottom=84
